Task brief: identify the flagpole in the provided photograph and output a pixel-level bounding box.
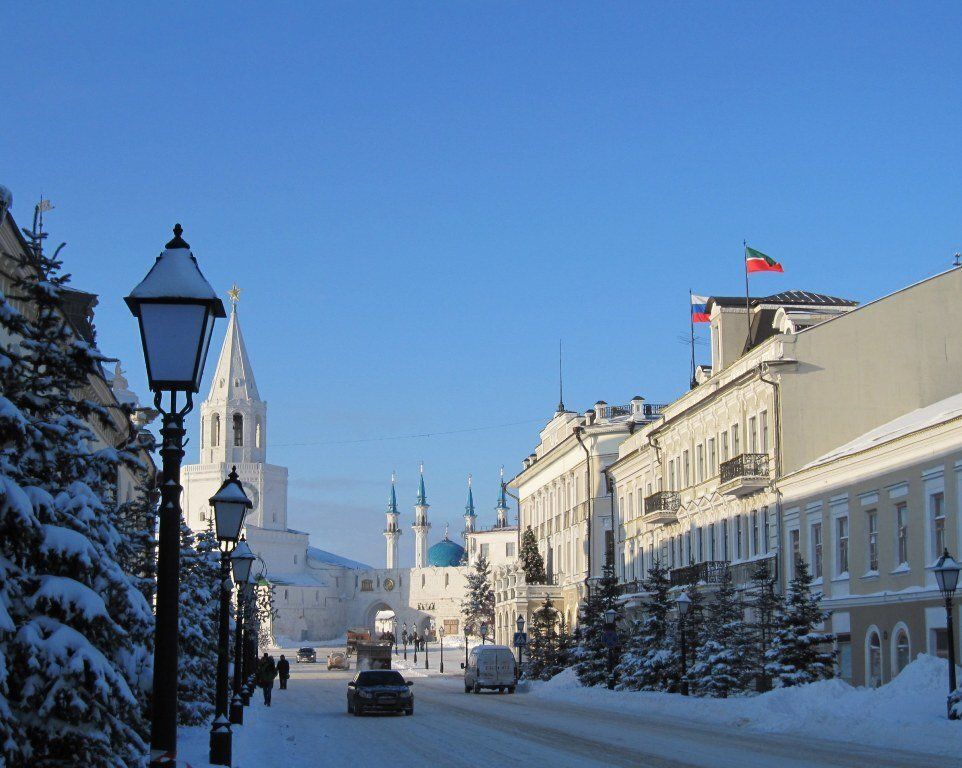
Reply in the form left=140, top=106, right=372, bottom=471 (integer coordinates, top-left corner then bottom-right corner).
left=689, top=289, right=696, bottom=389
left=743, top=240, right=751, bottom=350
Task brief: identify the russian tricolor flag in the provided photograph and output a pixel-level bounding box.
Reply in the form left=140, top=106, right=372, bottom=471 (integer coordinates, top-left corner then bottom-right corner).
left=691, top=294, right=710, bottom=323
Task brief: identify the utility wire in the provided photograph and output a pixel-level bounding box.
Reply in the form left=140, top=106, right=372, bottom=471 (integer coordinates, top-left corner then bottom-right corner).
left=272, top=417, right=543, bottom=449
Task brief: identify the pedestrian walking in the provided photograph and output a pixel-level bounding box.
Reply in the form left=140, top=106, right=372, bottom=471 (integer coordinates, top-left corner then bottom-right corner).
left=257, top=652, right=277, bottom=706
left=277, top=654, right=290, bottom=690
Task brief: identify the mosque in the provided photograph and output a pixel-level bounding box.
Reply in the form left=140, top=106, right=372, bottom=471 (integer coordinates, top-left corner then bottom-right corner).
left=182, top=291, right=516, bottom=643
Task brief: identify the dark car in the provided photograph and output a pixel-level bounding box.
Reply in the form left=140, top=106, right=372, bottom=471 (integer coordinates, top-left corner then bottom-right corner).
left=346, top=670, right=413, bottom=716
left=296, top=647, right=316, bottom=663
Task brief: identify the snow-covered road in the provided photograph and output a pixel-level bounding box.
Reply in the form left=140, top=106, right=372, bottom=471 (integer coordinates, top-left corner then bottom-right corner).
left=180, top=651, right=946, bottom=768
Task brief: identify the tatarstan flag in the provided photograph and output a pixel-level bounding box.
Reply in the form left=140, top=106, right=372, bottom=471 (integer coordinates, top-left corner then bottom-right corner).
left=745, top=246, right=783, bottom=273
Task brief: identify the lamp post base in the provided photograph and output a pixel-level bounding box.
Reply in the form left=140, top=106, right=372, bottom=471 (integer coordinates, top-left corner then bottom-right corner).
left=209, top=719, right=232, bottom=767
left=230, top=695, right=244, bottom=725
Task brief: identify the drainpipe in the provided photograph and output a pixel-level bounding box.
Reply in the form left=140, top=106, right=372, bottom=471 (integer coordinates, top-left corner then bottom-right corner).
left=574, top=425, right=592, bottom=599
left=759, top=361, right=786, bottom=594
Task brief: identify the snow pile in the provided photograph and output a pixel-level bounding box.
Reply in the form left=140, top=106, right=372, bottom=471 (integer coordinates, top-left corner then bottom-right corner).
left=531, top=655, right=961, bottom=757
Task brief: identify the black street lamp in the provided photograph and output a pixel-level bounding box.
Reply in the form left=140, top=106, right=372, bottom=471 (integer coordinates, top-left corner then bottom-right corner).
left=480, top=622, right=489, bottom=645
left=126, top=224, right=225, bottom=767
left=464, top=626, right=469, bottom=669
left=229, top=538, right=255, bottom=726
left=402, top=622, right=408, bottom=661
left=209, top=468, right=253, bottom=766
left=516, top=615, right=526, bottom=672
left=929, top=549, right=960, bottom=719
left=676, top=593, right=692, bottom=696
left=438, top=626, right=445, bottom=674
left=603, top=608, right=618, bottom=690
left=424, top=622, right=430, bottom=671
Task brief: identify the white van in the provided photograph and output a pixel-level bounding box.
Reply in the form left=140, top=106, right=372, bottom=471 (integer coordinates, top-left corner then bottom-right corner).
left=462, top=644, right=518, bottom=694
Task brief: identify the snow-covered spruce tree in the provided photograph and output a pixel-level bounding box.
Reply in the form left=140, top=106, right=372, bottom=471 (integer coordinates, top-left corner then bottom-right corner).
left=461, top=555, right=495, bottom=637
left=573, top=561, right=621, bottom=687
left=177, top=520, right=219, bottom=725
left=0, top=206, right=152, bottom=766
left=519, top=526, right=546, bottom=584
left=746, top=561, right=781, bottom=691
left=524, top=597, right=559, bottom=680
left=765, top=559, right=835, bottom=687
left=614, top=560, right=674, bottom=691
left=689, top=575, right=753, bottom=697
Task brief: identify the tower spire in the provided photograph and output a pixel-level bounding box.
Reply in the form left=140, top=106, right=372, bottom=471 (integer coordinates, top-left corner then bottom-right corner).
left=412, top=463, right=431, bottom=567
left=557, top=339, right=565, bottom=413
left=416, top=461, right=428, bottom=506
left=384, top=471, right=401, bottom=569
left=495, top=465, right=509, bottom=528
left=463, top=474, right=476, bottom=538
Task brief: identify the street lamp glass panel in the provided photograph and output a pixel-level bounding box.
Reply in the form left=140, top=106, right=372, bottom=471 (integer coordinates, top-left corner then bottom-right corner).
left=676, top=593, right=692, bottom=617
left=480, top=623, right=488, bottom=638
left=604, top=608, right=617, bottom=625
left=930, top=550, right=961, bottom=597
left=516, top=615, right=525, bottom=632
left=210, top=469, right=253, bottom=544
left=231, top=540, right=255, bottom=584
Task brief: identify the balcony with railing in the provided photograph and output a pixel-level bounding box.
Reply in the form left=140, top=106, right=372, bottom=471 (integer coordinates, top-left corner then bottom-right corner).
left=718, top=452, right=770, bottom=496
left=642, top=490, right=680, bottom=525
left=670, top=553, right=777, bottom=588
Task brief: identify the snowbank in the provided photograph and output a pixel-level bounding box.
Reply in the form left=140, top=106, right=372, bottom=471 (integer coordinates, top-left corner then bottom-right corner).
left=529, top=654, right=961, bottom=757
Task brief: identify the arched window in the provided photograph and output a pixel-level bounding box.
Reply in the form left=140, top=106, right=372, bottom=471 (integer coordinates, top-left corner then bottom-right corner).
left=211, top=413, right=220, bottom=447
left=255, top=418, right=262, bottom=448
left=893, top=624, right=911, bottom=677
left=866, top=627, right=882, bottom=688
left=233, top=413, right=243, bottom=446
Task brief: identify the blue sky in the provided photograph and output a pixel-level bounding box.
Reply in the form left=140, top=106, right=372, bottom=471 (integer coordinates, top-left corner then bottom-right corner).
left=4, top=2, right=961, bottom=566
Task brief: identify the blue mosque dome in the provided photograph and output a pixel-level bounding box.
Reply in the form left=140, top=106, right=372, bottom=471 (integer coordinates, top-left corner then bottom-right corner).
left=427, top=537, right=466, bottom=567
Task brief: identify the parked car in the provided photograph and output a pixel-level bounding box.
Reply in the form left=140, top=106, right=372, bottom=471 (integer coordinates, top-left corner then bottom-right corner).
left=462, top=644, right=517, bottom=694
left=346, top=670, right=414, bottom=716
left=296, top=647, right=317, bottom=663
left=328, top=650, right=349, bottom=670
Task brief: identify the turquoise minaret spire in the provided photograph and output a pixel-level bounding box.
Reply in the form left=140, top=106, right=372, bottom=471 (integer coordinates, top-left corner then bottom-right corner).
left=464, top=474, right=476, bottom=536
left=384, top=471, right=401, bottom=569
left=495, top=466, right=509, bottom=529
left=413, top=463, right=431, bottom=567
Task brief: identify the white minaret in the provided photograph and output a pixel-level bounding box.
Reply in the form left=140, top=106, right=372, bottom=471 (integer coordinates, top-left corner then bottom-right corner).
left=412, top=463, right=431, bottom=568
left=384, top=472, right=401, bottom=569
left=463, top=474, right=476, bottom=536
left=495, top=466, right=509, bottom=529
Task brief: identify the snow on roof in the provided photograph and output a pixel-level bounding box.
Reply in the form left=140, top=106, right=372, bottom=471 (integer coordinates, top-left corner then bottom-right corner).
left=266, top=572, right=330, bottom=587
left=306, top=547, right=371, bottom=570
left=802, top=392, right=962, bottom=470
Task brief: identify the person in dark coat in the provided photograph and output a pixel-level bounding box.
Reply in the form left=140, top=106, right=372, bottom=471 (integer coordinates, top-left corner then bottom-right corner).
left=257, top=653, right=277, bottom=705
left=277, top=654, right=290, bottom=690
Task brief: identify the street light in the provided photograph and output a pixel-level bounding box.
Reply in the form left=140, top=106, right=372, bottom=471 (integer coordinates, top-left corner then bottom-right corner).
left=480, top=622, right=489, bottom=645
left=439, top=626, right=445, bottom=674
left=229, top=538, right=255, bottom=726
left=209, top=469, right=252, bottom=766
left=603, top=608, right=619, bottom=690
left=393, top=618, right=399, bottom=657
left=676, top=593, right=692, bottom=696
left=516, top=615, right=526, bottom=672
left=424, top=621, right=430, bottom=671
left=929, top=549, right=960, bottom=719
left=126, top=224, right=225, bottom=767
left=402, top=622, right=408, bottom=661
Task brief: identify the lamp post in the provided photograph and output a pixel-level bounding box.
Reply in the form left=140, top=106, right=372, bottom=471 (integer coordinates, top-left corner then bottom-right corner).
left=676, top=593, right=692, bottom=696
left=413, top=625, right=418, bottom=664
left=464, top=626, right=470, bottom=669
left=209, top=468, right=253, bottom=766
left=438, top=626, right=445, bottom=674
left=393, top=618, right=398, bottom=657
left=516, top=615, right=526, bottom=672
left=229, top=538, right=255, bottom=726
left=126, top=224, right=225, bottom=766
left=929, top=549, right=960, bottom=719
left=480, top=622, right=489, bottom=646
left=424, top=621, right=430, bottom=671
left=402, top=622, right=408, bottom=661
left=603, top=607, right=618, bottom=689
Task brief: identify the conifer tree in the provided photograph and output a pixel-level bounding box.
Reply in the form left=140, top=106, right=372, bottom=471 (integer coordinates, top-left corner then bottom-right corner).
left=461, top=555, right=495, bottom=637
left=519, top=526, right=546, bottom=584
left=746, top=561, right=781, bottom=691
left=614, top=560, right=675, bottom=691
left=765, top=559, right=835, bottom=687
left=573, top=561, right=621, bottom=687
left=525, top=597, right=559, bottom=680
left=0, top=205, right=153, bottom=766
left=177, top=520, right=219, bottom=724
left=689, top=575, right=753, bottom=697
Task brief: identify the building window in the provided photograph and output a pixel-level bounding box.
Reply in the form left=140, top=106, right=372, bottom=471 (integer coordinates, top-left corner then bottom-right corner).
left=811, top=522, right=823, bottom=578
left=721, top=432, right=729, bottom=462
left=731, top=424, right=740, bottom=456
left=934, top=628, right=949, bottom=660
left=480, top=543, right=490, bottom=558
left=896, top=503, right=908, bottom=567
left=696, top=445, right=704, bottom=483
left=751, top=510, right=759, bottom=556
left=931, top=491, right=946, bottom=558
left=867, top=629, right=882, bottom=688
left=762, top=507, right=770, bottom=554
left=421, top=574, right=425, bottom=588
left=696, top=526, right=704, bottom=562
left=361, top=579, right=373, bottom=592
left=710, top=523, right=717, bottom=560
left=836, top=633, right=852, bottom=683
left=736, top=516, right=744, bottom=560
left=445, top=573, right=449, bottom=587
left=211, top=413, right=220, bottom=447
left=233, top=413, right=243, bottom=446
left=683, top=451, right=690, bottom=487
left=284, top=589, right=289, bottom=601
left=506, top=542, right=515, bottom=557
left=708, top=438, right=716, bottom=475
left=294, top=554, right=298, bottom=565
left=255, top=418, right=262, bottom=448
left=790, top=529, right=800, bottom=578
left=749, top=416, right=758, bottom=452
left=760, top=410, right=769, bottom=453
left=626, top=492, right=633, bottom=522
left=894, top=627, right=910, bottom=677
left=836, top=516, right=849, bottom=575
left=722, top=520, right=729, bottom=560
left=685, top=531, right=692, bottom=563
left=867, top=510, right=878, bottom=572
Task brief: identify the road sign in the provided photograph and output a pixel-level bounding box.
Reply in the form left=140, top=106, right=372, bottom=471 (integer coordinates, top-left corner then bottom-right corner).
left=513, top=631, right=528, bottom=648
left=602, top=628, right=619, bottom=649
